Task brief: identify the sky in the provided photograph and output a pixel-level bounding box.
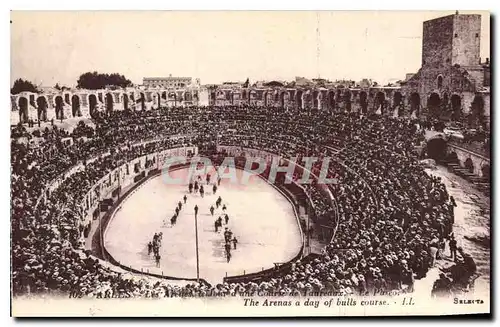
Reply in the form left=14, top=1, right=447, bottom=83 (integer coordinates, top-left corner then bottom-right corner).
left=10, top=10, right=490, bottom=87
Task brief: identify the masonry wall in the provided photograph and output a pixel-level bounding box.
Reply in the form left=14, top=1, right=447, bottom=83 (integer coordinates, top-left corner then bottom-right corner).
left=452, top=14, right=481, bottom=67
left=422, top=15, right=454, bottom=68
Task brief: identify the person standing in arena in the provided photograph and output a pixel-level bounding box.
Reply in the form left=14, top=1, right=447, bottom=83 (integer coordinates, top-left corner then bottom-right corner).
left=155, top=254, right=161, bottom=268
left=200, top=185, right=204, bottom=198
left=194, top=205, right=199, bottom=217
left=216, top=196, right=222, bottom=208
left=224, top=214, right=229, bottom=225
left=188, top=182, right=193, bottom=194
left=225, top=242, right=232, bottom=263
left=212, top=184, right=217, bottom=195
left=178, top=201, right=182, bottom=211
left=222, top=204, right=227, bottom=213
left=232, top=236, right=238, bottom=250
left=147, top=241, right=153, bottom=255
left=194, top=181, right=199, bottom=194
left=210, top=205, right=215, bottom=216
left=206, top=174, right=211, bottom=185
left=183, top=194, right=187, bottom=204
left=449, top=234, right=458, bottom=262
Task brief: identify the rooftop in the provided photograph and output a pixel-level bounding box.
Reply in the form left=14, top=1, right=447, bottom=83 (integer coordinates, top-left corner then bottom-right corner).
left=143, top=77, right=192, bottom=81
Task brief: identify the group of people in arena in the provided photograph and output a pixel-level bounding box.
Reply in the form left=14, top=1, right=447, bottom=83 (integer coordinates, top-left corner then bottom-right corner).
left=11, top=105, right=477, bottom=298
left=208, top=194, right=237, bottom=263
left=147, top=232, right=163, bottom=267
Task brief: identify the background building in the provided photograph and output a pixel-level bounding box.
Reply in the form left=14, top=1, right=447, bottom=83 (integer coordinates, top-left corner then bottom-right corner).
left=143, top=75, right=193, bottom=89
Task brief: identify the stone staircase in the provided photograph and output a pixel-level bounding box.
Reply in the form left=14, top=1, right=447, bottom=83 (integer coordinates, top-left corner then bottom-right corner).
left=444, top=161, right=490, bottom=196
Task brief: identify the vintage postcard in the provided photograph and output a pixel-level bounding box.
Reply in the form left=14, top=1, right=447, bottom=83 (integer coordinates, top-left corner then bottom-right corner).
left=10, top=10, right=490, bottom=317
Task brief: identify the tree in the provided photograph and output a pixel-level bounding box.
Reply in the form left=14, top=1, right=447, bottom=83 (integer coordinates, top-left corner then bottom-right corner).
left=76, top=71, right=132, bottom=90
left=11, top=78, right=39, bottom=94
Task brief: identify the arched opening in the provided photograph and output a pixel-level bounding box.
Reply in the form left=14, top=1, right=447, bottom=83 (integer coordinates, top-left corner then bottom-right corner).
left=55, top=96, right=64, bottom=120
left=312, top=90, right=319, bottom=109
left=426, top=137, right=447, bottom=162
left=410, top=93, right=420, bottom=116
left=105, top=93, right=114, bottom=112
left=18, top=97, right=29, bottom=123
left=162, top=91, right=167, bottom=100
left=374, top=92, right=385, bottom=114
left=336, top=89, right=342, bottom=110
left=249, top=90, right=256, bottom=105
left=185, top=92, right=192, bottom=102
left=263, top=91, right=268, bottom=106
left=129, top=94, right=135, bottom=109
left=296, top=90, right=303, bottom=110
left=451, top=94, right=461, bottom=120
left=324, top=91, right=332, bottom=111
left=481, top=164, right=490, bottom=179
left=359, top=91, right=368, bottom=114
left=335, top=89, right=341, bottom=99
left=280, top=92, right=286, bottom=108
left=140, top=93, right=145, bottom=110
left=394, top=91, right=403, bottom=116
left=428, top=92, right=441, bottom=117
left=471, top=95, right=485, bottom=127
left=123, top=94, right=129, bottom=111
left=242, top=90, right=247, bottom=101
left=464, top=158, right=474, bottom=174
left=274, top=92, right=279, bottom=102
left=437, top=75, right=443, bottom=89
left=156, top=92, right=161, bottom=109
left=177, top=91, right=184, bottom=103
left=36, top=97, right=48, bottom=121
left=71, top=95, right=81, bottom=117
left=89, top=94, right=97, bottom=118
left=393, top=92, right=402, bottom=107
left=344, top=90, right=351, bottom=112
left=303, top=92, right=311, bottom=110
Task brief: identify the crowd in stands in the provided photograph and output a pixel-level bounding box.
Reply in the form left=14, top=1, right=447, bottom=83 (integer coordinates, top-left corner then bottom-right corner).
left=12, top=106, right=470, bottom=298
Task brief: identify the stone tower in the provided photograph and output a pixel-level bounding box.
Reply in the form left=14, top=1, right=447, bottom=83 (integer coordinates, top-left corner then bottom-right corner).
left=422, top=13, right=481, bottom=69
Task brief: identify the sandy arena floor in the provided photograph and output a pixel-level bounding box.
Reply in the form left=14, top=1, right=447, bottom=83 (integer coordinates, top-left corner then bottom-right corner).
left=104, top=167, right=302, bottom=284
